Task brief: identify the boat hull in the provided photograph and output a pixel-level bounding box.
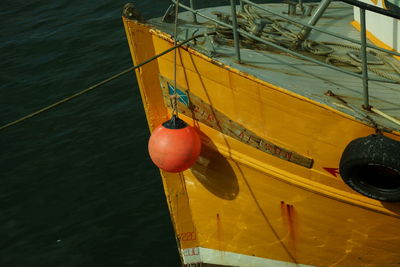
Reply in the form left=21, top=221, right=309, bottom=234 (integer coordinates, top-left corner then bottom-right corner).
left=123, top=17, right=400, bottom=266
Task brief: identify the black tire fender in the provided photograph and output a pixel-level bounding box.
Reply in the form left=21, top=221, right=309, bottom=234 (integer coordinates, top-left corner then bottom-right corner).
left=339, top=134, right=400, bottom=202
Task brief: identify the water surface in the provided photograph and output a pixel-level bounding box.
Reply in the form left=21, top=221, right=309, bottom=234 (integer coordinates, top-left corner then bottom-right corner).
left=1, top=1, right=180, bottom=266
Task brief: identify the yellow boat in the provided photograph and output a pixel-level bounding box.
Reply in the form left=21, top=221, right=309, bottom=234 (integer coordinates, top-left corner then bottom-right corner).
left=123, top=0, right=400, bottom=265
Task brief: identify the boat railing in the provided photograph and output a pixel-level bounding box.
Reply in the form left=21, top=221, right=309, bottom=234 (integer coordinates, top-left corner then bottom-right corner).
left=171, top=0, right=400, bottom=110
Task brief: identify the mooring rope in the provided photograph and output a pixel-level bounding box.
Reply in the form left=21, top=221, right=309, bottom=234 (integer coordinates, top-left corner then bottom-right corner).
left=0, top=33, right=206, bottom=132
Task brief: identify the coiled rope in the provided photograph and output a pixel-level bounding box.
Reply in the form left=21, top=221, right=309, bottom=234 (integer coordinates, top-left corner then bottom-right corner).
left=211, top=4, right=400, bottom=83
left=0, top=33, right=206, bottom=132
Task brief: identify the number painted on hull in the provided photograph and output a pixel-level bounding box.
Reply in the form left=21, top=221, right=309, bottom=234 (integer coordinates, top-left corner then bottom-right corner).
left=177, top=231, right=197, bottom=242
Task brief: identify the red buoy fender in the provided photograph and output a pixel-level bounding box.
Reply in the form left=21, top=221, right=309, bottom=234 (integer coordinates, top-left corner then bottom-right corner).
left=148, top=116, right=201, bottom=173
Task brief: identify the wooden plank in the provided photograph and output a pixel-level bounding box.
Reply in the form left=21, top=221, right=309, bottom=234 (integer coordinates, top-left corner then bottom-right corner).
left=160, top=76, right=314, bottom=169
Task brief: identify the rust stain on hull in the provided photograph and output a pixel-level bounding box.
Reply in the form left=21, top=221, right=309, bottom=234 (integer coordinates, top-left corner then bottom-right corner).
left=216, top=213, right=224, bottom=257
left=281, top=201, right=298, bottom=256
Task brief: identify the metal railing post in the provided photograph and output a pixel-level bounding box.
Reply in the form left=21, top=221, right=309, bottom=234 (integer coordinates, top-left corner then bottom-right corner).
left=230, top=0, right=241, bottom=63
left=360, top=8, right=370, bottom=109
left=189, top=0, right=197, bottom=23
left=296, top=0, right=332, bottom=45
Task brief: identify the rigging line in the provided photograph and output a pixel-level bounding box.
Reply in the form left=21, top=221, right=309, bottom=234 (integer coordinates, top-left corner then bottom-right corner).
left=0, top=32, right=206, bottom=132
left=172, top=0, right=180, bottom=118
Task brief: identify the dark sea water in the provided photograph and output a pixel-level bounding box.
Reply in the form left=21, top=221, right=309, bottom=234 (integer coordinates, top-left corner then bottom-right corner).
left=0, top=1, right=180, bottom=266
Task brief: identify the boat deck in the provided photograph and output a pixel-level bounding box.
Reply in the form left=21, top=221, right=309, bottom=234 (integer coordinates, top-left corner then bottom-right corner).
left=149, top=2, right=400, bottom=132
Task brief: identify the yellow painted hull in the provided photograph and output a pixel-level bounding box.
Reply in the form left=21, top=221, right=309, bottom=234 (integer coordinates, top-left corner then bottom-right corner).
left=123, top=17, right=400, bottom=266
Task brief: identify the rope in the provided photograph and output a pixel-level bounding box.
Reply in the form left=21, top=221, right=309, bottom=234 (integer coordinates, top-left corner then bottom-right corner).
left=213, top=4, right=400, bottom=83
left=371, top=107, right=400, bottom=126
left=172, top=0, right=180, bottom=118
left=0, top=33, right=205, bottom=132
